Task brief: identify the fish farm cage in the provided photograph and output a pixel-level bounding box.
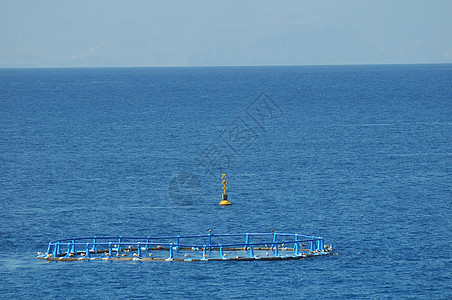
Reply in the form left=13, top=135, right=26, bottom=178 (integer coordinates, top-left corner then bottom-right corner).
left=37, top=232, right=333, bottom=262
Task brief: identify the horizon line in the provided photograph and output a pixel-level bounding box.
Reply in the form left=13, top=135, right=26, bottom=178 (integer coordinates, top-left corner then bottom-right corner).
left=0, top=62, right=451, bottom=70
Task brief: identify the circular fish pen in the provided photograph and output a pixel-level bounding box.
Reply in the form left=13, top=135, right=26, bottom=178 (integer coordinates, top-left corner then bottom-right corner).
left=37, top=232, right=333, bottom=261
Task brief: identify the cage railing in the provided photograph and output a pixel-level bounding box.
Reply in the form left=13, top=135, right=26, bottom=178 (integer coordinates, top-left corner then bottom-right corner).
left=40, top=232, right=329, bottom=261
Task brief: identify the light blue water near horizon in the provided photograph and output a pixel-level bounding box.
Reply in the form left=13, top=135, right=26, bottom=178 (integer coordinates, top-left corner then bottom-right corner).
left=0, top=65, right=451, bottom=298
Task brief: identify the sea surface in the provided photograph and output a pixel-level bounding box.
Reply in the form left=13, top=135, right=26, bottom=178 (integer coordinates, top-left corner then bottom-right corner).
left=0, top=65, right=451, bottom=299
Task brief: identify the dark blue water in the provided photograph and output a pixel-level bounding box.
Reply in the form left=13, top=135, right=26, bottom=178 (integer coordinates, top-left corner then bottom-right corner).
left=0, top=65, right=451, bottom=298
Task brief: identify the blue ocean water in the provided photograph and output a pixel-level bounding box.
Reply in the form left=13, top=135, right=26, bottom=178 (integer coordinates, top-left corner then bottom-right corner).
left=0, top=65, right=451, bottom=298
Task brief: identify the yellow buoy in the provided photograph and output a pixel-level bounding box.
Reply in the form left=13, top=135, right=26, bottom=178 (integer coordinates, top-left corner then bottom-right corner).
left=219, top=174, right=231, bottom=205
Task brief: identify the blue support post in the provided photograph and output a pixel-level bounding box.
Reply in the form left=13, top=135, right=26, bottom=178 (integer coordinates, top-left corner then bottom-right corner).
left=71, top=239, right=76, bottom=254
left=65, top=243, right=71, bottom=257
left=245, top=233, right=250, bottom=250
left=46, top=242, right=52, bottom=255
left=145, top=236, right=150, bottom=250
left=108, top=242, right=112, bottom=256
left=166, top=243, right=174, bottom=261
left=249, top=245, right=254, bottom=258
left=309, top=239, right=315, bottom=252
left=294, top=234, right=298, bottom=250
left=91, top=236, right=97, bottom=252
left=53, top=241, right=60, bottom=257
left=137, top=243, right=142, bottom=258
left=219, top=245, right=224, bottom=259
left=272, top=233, right=277, bottom=250
left=85, top=243, right=90, bottom=258
left=294, top=242, right=300, bottom=256
left=118, top=237, right=122, bottom=252
left=176, top=236, right=180, bottom=250
left=319, top=238, right=324, bottom=251
left=274, top=243, right=280, bottom=257
left=202, top=245, right=207, bottom=260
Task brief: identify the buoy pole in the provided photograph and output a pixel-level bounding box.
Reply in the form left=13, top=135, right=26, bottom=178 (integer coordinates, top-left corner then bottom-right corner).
left=219, top=173, right=231, bottom=205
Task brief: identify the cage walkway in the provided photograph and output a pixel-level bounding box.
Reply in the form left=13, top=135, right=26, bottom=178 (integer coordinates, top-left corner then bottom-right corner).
left=37, top=232, right=333, bottom=262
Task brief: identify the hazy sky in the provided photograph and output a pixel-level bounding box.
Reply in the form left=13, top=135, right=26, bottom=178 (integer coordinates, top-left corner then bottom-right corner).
left=1, top=0, right=451, bottom=67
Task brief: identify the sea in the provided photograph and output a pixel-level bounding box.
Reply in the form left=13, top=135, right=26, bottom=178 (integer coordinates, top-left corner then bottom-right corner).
left=0, top=64, right=451, bottom=299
